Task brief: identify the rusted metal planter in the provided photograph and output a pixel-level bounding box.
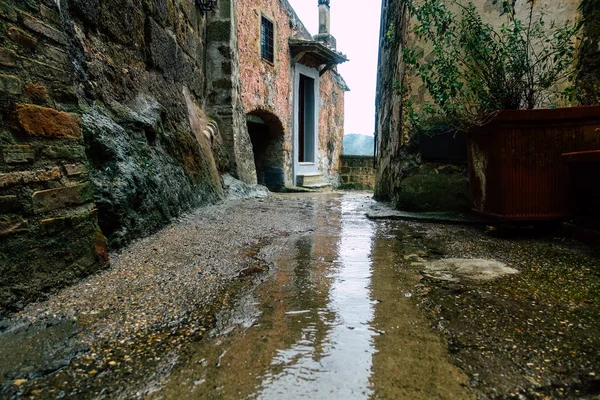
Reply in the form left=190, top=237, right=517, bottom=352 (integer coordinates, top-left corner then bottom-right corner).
left=563, top=150, right=600, bottom=223
left=466, top=106, right=600, bottom=221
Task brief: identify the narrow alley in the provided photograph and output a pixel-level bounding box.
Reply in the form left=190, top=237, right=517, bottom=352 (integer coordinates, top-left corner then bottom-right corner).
left=2, top=193, right=599, bottom=399
left=1, top=0, right=599, bottom=398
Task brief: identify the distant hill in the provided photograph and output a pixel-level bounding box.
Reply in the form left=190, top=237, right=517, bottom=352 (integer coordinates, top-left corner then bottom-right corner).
left=343, top=134, right=374, bottom=156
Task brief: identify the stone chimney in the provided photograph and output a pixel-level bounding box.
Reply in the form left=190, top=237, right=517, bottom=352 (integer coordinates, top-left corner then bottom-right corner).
left=314, top=0, right=336, bottom=49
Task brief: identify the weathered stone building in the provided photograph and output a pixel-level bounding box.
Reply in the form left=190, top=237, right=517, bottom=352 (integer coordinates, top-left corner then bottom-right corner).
left=375, top=0, right=600, bottom=211
left=0, top=0, right=347, bottom=314
left=236, top=0, right=348, bottom=190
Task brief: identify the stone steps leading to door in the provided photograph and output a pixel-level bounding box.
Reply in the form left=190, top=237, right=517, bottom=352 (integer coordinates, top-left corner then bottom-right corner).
left=296, top=173, right=332, bottom=191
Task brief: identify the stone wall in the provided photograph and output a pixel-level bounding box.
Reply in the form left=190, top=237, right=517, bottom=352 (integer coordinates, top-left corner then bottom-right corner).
left=0, top=0, right=225, bottom=314
left=339, top=155, right=375, bottom=191
left=206, top=0, right=256, bottom=184
left=318, top=68, right=346, bottom=187
left=68, top=0, right=224, bottom=249
left=375, top=0, right=589, bottom=211
left=0, top=0, right=107, bottom=314
left=374, top=0, right=411, bottom=205
left=403, top=0, right=581, bottom=113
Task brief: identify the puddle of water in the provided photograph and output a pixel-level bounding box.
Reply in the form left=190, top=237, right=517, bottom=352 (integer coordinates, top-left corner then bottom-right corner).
left=256, top=197, right=376, bottom=400
left=152, top=194, right=472, bottom=399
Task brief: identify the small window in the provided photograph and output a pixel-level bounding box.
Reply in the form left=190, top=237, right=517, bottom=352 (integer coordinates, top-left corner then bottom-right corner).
left=261, top=16, right=274, bottom=63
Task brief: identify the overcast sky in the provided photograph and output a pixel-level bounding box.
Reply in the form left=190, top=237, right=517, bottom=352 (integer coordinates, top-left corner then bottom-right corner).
left=287, top=0, right=382, bottom=136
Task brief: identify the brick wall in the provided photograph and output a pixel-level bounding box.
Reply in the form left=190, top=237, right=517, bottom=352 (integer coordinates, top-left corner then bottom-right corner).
left=339, top=155, right=375, bottom=191
left=0, top=0, right=107, bottom=314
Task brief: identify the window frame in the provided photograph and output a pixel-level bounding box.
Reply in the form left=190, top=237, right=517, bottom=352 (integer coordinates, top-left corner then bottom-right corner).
left=260, top=15, right=275, bottom=64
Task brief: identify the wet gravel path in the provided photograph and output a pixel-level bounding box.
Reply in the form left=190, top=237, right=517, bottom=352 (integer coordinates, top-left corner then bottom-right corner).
left=1, top=193, right=599, bottom=399
left=0, top=194, right=323, bottom=398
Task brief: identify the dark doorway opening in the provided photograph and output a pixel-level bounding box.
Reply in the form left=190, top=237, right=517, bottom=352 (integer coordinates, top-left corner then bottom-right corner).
left=247, top=110, right=285, bottom=192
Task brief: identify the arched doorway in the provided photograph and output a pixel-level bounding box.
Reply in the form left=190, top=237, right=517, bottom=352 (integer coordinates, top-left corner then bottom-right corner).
left=246, top=110, right=285, bottom=192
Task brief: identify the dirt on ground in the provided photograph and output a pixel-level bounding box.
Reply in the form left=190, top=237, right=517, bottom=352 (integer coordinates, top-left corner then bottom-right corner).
left=392, top=221, right=600, bottom=399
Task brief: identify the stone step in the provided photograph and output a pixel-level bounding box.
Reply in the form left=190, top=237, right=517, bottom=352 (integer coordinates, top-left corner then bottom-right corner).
left=301, top=182, right=333, bottom=191
left=296, top=173, right=325, bottom=187
left=295, top=173, right=332, bottom=192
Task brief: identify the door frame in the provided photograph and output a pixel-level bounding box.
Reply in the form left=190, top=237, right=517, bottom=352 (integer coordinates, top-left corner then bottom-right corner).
left=292, top=63, right=320, bottom=186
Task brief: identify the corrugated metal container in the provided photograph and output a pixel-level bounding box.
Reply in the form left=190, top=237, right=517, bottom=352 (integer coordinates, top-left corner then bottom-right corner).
left=467, top=106, right=600, bottom=221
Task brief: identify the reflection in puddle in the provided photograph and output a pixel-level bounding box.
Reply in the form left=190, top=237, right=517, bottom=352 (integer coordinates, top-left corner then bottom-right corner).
left=256, top=198, right=376, bottom=399
left=153, top=194, right=471, bottom=399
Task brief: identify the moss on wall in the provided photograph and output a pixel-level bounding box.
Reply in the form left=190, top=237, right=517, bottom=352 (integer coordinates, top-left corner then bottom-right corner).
left=396, top=164, right=470, bottom=212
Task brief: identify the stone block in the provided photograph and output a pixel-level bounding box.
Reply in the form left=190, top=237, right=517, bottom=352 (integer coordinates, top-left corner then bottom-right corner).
left=0, top=167, right=61, bottom=188
left=3, top=145, right=35, bottom=164
left=23, top=167, right=62, bottom=184
left=22, top=58, right=70, bottom=83
left=22, top=14, right=67, bottom=45
left=0, top=195, right=20, bottom=213
left=41, top=145, right=86, bottom=161
left=63, top=163, right=86, bottom=176
left=0, top=215, right=28, bottom=237
left=99, top=0, right=136, bottom=45
left=176, top=51, right=203, bottom=94
left=40, top=45, right=69, bottom=66
left=7, top=27, right=38, bottom=49
left=207, top=20, right=231, bottom=42
left=146, top=17, right=177, bottom=76
left=0, top=172, right=21, bottom=188
left=40, top=209, right=96, bottom=235
left=219, top=0, right=231, bottom=19
left=68, top=0, right=99, bottom=26
left=32, top=183, right=94, bottom=213
left=39, top=4, right=61, bottom=25
left=14, top=104, right=82, bottom=139
left=24, top=83, right=48, bottom=103
left=0, top=74, right=22, bottom=95
left=0, top=47, right=18, bottom=68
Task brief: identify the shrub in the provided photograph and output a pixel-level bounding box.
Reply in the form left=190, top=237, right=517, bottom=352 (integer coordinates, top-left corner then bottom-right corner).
left=402, top=0, right=582, bottom=132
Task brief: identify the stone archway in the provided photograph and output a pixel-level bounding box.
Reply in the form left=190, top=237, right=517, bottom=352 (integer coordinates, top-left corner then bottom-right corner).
left=246, top=110, right=286, bottom=191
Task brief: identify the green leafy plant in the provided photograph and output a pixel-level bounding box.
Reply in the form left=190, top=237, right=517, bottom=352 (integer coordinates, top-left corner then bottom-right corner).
left=386, top=23, right=397, bottom=41
left=402, top=0, right=582, bottom=132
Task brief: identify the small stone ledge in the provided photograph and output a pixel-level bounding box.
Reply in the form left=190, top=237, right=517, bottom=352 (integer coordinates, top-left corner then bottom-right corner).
left=366, top=202, right=487, bottom=225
